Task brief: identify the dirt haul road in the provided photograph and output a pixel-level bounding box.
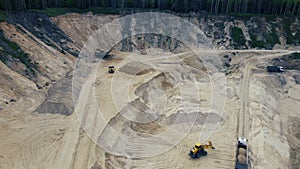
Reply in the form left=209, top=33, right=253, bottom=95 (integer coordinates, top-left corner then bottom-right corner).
left=236, top=50, right=297, bottom=169
left=239, top=50, right=300, bottom=169
left=238, top=50, right=296, bottom=137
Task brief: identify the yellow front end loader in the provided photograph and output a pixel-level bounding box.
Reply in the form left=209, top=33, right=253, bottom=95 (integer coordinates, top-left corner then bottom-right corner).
left=188, top=141, right=215, bottom=159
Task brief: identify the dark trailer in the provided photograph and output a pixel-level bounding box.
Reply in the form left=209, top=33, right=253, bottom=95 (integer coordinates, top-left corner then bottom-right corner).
left=267, top=66, right=284, bottom=72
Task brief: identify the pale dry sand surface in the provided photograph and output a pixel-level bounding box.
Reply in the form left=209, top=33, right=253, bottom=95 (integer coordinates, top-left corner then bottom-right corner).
left=1, top=48, right=300, bottom=169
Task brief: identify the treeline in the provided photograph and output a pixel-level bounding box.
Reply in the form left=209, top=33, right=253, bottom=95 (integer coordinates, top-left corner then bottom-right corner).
left=1, top=0, right=300, bottom=15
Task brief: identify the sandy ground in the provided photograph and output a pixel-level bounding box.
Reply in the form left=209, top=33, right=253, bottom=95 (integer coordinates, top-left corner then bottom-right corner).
left=0, top=13, right=300, bottom=169
left=1, top=48, right=300, bottom=169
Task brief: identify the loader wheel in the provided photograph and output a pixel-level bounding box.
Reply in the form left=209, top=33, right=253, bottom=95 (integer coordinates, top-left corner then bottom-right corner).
left=201, top=151, right=207, bottom=156
left=196, top=152, right=201, bottom=158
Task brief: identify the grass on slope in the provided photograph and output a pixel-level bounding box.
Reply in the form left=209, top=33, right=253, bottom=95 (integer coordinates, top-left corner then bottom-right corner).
left=0, top=33, right=37, bottom=76
left=288, top=52, right=300, bottom=60
left=230, top=27, right=246, bottom=49
left=249, top=26, right=279, bottom=49
left=0, top=10, right=7, bottom=22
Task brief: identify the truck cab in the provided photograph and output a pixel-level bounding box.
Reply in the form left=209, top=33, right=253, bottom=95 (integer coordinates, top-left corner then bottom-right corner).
left=236, top=137, right=249, bottom=169
left=238, top=137, right=248, bottom=146
left=278, top=66, right=284, bottom=71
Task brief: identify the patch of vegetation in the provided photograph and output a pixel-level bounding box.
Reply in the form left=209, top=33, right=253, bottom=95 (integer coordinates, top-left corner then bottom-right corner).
left=265, top=15, right=278, bottom=22
left=232, top=14, right=278, bottom=21
left=249, top=26, right=279, bottom=49
left=87, top=7, right=120, bottom=14
left=0, top=34, right=37, bottom=76
left=0, top=35, right=19, bottom=51
left=283, top=17, right=294, bottom=44
left=295, top=29, right=300, bottom=45
left=288, top=52, right=300, bottom=60
left=231, top=13, right=255, bottom=19
left=30, top=8, right=80, bottom=17
left=249, top=32, right=265, bottom=48
left=0, top=10, right=7, bottom=22
left=265, top=26, right=280, bottom=47
left=230, top=27, right=246, bottom=48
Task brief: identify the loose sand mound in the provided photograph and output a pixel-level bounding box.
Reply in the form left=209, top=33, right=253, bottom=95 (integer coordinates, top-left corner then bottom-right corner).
left=119, top=61, right=155, bottom=75
left=35, top=74, right=73, bottom=115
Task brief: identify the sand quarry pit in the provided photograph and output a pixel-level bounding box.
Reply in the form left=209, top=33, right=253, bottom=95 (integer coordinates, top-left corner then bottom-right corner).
left=67, top=48, right=299, bottom=169
left=73, top=48, right=233, bottom=168
left=0, top=13, right=299, bottom=169
left=1, top=47, right=300, bottom=168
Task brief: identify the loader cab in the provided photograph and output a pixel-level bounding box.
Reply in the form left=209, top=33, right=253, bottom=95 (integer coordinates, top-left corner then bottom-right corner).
left=108, top=66, right=115, bottom=73
left=195, top=143, right=201, bottom=149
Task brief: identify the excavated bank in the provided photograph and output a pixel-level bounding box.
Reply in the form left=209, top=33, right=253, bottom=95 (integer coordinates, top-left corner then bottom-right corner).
left=35, top=72, right=73, bottom=115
